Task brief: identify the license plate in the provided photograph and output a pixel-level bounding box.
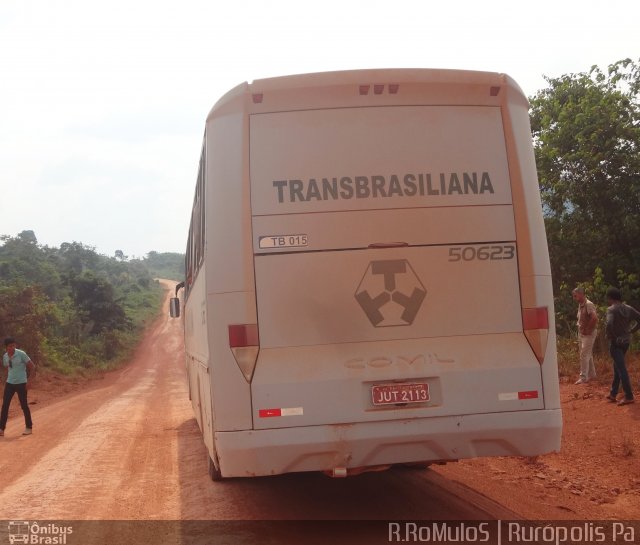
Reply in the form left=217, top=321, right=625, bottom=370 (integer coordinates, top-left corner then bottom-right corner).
left=371, top=382, right=430, bottom=406
left=259, top=234, right=308, bottom=249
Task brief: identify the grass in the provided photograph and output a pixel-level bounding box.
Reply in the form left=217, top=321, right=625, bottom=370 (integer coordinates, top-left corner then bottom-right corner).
left=556, top=334, right=640, bottom=386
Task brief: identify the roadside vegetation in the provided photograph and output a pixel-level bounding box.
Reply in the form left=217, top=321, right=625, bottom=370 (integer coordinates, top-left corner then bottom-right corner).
left=141, top=251, right=185, bottom=282
left=530, top=58, right=640, bottom=378
left=0, top=231, right=184, bottom=375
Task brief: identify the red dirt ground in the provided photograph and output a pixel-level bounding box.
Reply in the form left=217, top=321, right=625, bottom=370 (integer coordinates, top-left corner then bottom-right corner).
left=436, top=355, right=640, bottom=520
left=12, top=347, right=640, bottom=521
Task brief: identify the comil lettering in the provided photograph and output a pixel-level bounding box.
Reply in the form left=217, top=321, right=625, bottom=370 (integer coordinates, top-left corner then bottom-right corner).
left=272, top=172, right=495, bottom=203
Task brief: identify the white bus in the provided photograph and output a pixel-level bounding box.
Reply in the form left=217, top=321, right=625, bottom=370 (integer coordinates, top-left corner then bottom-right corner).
left=171, top=69, right=562, bottom=480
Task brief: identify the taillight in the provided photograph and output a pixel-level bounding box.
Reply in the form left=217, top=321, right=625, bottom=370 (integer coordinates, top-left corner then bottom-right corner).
left=228, top=324, right=259, bottom=382
left=522, top=307, right=549, bottom=364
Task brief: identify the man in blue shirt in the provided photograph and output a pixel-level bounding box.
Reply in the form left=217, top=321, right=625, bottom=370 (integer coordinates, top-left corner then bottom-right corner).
left=1, top=337, right=35, bottom=436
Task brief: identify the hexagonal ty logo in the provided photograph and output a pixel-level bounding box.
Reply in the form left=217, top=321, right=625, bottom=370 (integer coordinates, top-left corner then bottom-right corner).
left=355, top=259, right=427, bottom=327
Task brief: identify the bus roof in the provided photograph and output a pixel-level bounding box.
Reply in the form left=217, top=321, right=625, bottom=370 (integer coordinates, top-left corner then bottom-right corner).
left=207, top=68, right=528, bottom=121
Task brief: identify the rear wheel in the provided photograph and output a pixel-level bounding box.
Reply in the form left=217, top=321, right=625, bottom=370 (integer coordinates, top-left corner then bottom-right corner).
left=208, top=452, right=223, bottom=481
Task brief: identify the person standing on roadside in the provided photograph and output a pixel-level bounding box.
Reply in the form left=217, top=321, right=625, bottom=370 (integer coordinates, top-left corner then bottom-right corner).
left=605, top=288, right=640, bottom=406
left=0, top=337, right=35, bottom=436
left=572, top=287, right=598, bottom=384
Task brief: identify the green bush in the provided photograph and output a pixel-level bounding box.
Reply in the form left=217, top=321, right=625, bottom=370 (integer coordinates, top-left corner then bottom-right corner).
left=0, top=232, right=167, bottom=375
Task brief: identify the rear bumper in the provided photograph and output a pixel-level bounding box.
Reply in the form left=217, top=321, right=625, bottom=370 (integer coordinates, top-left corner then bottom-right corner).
left=215, top=409, right=562, bottom=477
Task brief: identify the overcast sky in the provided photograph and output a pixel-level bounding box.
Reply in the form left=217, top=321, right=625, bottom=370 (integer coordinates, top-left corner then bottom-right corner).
left=1, top=0, right=638, bottom=258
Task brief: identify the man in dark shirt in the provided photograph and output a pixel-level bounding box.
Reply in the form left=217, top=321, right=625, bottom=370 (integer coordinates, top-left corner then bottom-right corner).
left=605, top=288, right=640, bottom=406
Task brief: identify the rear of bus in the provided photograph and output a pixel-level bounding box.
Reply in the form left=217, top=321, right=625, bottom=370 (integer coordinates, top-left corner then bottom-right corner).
left=207, top=69, right=561, bottom=477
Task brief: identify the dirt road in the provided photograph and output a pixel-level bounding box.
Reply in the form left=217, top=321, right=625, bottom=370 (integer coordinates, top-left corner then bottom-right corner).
left=0, top=285, right=517, bottom=523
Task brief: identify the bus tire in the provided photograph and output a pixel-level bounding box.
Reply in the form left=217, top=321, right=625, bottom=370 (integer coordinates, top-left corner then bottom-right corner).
left=208, top=453, right=223, bottom=481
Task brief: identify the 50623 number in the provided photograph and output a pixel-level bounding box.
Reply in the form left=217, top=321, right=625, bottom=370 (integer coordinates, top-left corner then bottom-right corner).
left=448, top=244, right=515, bottom=262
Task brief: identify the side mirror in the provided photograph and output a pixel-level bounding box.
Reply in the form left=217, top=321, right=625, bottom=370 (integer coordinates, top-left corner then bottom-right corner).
left=169, top=297, right=181, bottom=318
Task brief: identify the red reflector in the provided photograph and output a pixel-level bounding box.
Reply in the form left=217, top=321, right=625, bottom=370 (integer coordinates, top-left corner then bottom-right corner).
left=228, top=324, right=259, bottom=347
left=359, top=85, right=370, bottom=95
left=522, top=307, right=549, bottom=330
left=490, top=86, right=501, bottom=96
left=389, top=84, right=399, bottom=94
left=373, top=84, right=384, bottom=95
left=252, top=93, right=263, bottom=103
left=259, top=408, right=281, bottom=418
left=518, top=390, right=539, bottom=400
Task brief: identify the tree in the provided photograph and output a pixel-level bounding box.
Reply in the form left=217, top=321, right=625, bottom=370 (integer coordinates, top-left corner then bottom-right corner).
left=0, top=284, right=53, bottom=363
left=58, top=241, right=99, bottom=276
left=0, top=233, right=61, bottom=299
left=70, top=272, right=128, bottom=334
left=0, top=231, right=162, bottom=371
left=143, top=251, right=185, bottom=281
left=17, top=230, right=38, bottom=245
left=529, top=58, right=640, bottom=291
left=114, top=250, right=128, bottom=261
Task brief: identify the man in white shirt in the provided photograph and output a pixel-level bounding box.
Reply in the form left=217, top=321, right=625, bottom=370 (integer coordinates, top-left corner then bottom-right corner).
left=572, top=287, right=598, bottom=385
